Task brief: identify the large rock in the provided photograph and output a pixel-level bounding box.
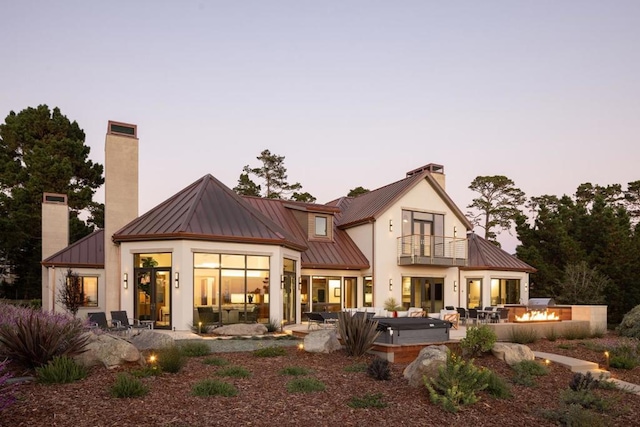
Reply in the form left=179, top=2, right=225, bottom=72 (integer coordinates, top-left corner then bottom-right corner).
left=491, top=342, right=535, bottom=366
left=129, top=329, right=176, bottom=351
left=75, top=332, right=143, bottom=369
left=211, top=323, right=268, bottom=336
left=304, top=329, right=342, bottom=353
left=403, top=345, right=448, bottom=387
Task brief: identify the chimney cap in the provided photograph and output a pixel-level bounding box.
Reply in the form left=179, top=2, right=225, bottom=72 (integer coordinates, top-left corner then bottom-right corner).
left=406, top=163, right=444, bottom=177
left=107, top=121, right=137, bottom=138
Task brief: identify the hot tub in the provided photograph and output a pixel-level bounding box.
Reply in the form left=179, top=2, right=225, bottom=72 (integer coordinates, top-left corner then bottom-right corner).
left=373, top=317, right=450, bottom=345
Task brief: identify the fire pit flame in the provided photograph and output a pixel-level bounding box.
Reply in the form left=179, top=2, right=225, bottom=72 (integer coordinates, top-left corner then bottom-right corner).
left=515, top=310, right=560, bottom=322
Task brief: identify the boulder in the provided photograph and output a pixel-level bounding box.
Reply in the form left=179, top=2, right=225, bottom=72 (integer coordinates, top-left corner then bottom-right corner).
left=129, top=329, right=175, bottom=351
left=75, top=332, right=143, bottom=369
left=304, top=329, right=342, bottom=353
left=491, top=342, right=535, bottom=366
left=403, top=345, right=448, bottom=387
left=211, top=323, right=268, bottom=336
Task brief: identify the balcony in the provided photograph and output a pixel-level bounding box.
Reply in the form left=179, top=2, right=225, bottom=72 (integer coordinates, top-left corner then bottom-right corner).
left=397, top=235, right=467, bottom=266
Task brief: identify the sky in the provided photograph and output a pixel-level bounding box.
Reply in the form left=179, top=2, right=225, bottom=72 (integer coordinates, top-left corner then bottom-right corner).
left=2, top=1, right=639, bottom=252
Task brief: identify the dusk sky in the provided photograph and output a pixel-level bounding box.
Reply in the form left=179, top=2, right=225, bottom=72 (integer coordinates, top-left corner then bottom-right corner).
left=2, top=1, right=639, bottom=251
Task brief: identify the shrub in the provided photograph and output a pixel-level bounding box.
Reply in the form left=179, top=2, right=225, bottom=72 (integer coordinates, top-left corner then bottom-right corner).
left=265, top=318, right=281, bottom=333
left=280, top=366, right=310, bottom=376
left=110, top=373, right=149, bottom=398
left=253, top=346, right=286, bottom=357
left=347, top=392, right=388, bottom=409
left=556, top=343, right=575, bottom=350
left=216, top=366, right=251, bottom=378
left=202, top=357, right=229, bottom=366
left=541, top=403, right=606, bottom=427
left=0, top=358, right=16, bottom=411
left=192, top=379, right=238, bottom=397
left=485, top=369, right=512, bottom=399
left=179, top=342, right=210, bottom=357
left=337, top=311, right=380, bottom=357
left=343, top=363, right=368, bottom=373
left=569, top=372, right=599, bottom=392
left=286, top=377, right=326, bottom=393
left=562, top=324, right=591, bottom=340
left=0, top=303, right=89, bottom=370
left=367, top=357, right=391, bottom=381
left=35, top=356, right=87, bottom=384
left=157, top=345, right=186, bottom=374
left=459, top=325, right=496, bottom=358
left=561, top=389, right=610, bottom=412
left=617, top=304, right=640, bottom=339
left=545, top=328, right=559, bottom=342
left=511, top=360, right=548, bottom=387
left=609, top=344, right=640, bottom=370
left=425, top=352, right=489, bottom=413
left=508, top=327, right=539, bottom=344
left=130, top=366, right=161, bottom=378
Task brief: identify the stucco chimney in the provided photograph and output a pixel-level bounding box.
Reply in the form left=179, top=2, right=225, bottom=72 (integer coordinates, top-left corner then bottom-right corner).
left=41, top=193, right=69, bottom=311
left=406, top=163, right=445, bottom=190
left=104, top=121, right=138, bottom=315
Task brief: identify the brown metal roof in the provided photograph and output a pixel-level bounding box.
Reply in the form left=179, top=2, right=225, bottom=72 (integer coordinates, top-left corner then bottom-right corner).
left=244, top=197, right=370, bottom=270
left=112, top=174, right=307, bottom=251
left=464, top=233, right=537, bottom=272
left=336, top=170, right=473, bottom=230
left=42, top=230, right=105, bottom=268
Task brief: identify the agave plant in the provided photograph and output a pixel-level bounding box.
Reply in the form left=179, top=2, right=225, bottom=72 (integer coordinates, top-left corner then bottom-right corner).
left=337, top=311, right=380, bottom=357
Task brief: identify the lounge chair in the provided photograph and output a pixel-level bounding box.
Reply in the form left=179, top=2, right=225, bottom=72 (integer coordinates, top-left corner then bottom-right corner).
left=110, top=310, right=152, bottom=332
left=87, top=312, right=128, bottom=334
left=197, top=306, right=220, bottom=326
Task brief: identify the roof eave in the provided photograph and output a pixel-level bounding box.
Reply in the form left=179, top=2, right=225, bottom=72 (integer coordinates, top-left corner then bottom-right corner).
left=113, top=233, right=308, bottom=252
left=460, top=266, right=537, bottom=273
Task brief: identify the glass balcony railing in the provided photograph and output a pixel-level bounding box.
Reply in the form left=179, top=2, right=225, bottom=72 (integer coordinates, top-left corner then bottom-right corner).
left=397, top=234, right=467, bottom=266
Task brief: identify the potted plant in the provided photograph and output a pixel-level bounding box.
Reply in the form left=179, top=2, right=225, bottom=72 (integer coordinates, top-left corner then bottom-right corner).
left=383, top=297, right=404, bottom=317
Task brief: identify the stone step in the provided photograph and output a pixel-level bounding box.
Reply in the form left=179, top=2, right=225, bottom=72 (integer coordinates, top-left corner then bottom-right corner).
left=533, top=351, right=601, bottom=372
left=609, top=379, right=640, bottom=395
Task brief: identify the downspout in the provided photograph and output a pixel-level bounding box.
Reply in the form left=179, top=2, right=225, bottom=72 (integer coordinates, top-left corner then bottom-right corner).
left=371, top=219, right=375, bottom=307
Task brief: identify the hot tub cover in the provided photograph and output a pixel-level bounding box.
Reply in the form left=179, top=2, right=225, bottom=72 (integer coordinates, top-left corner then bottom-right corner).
left=374, top=317, right=450, bottom=331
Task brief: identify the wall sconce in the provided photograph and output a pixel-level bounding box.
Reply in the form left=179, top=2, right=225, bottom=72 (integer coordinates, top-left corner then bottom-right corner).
left=298, top=277, right=302, bottom=290
left=524, top=282, right=528, bottom=291
left=389, top=279, right=393, bottom=292
left=123, top=273, right=128, bottom=289
left=280, top=275, right=285, bottom=289
left=453, top=226, right=457, bottom=237
left=389, top=219, right=393, bottom=232
left=174, top=272, right=179, bottom=288
left=453, top=280, right=457, bottom=292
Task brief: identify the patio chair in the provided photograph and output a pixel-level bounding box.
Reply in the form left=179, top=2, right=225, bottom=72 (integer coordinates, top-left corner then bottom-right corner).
left=305, top=312, right=325, bottom=330
left=87, top=312, right=128, bottom=334
left=497, top=308, right=509, bottom=323
left=468, top=308, right=486, bottom=325
left=456, top=307, right=468, bottom=325
left=110, top=310, right=152, bottom=332
left=197, top=306, right=220, bottom=326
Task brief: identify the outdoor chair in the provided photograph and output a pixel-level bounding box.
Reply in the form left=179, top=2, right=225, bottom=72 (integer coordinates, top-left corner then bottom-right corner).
left=87, top=312, right=128, bottom=334
left=110, top=310, right=152, bottom=332
left=497, top=308, right=509, bottom=323
left=456, top=307, right=468, bottom=325
left=305, top=312, right=325, bottom=330
left=468, top=308, right=486, bottom=325
left=197, top=306, right=220, bottom=326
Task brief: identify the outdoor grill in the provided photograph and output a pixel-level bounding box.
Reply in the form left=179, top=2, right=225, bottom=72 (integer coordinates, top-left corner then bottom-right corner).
left=527, top=298, right=555, bottom=312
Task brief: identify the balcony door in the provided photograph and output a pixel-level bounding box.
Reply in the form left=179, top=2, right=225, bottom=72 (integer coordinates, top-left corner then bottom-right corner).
left=413, top=219, right=432, bottom=257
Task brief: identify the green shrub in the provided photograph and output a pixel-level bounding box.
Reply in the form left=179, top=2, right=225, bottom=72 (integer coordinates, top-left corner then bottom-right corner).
left=541, top=403, right=606, bottom=427
left=0, top=305, right=89, bottom=370
left=157, top=345, right=186, bottom=374
left=253, top=346, right=286, bottom=357
left=179, top=342, right=210, bottom=357
left=424, top=352, right=490, bottom=413
left=580, top=340, right=606, bottom=352
left=343, top=363, right=368, bottom=373
left=459, top=325, right=496, bottom=358
left=609, top=344, right=640, bottom=370
left=561, top=389, right=610, bottom=412
left=511, top=360, right=548, bottom=387
left=545, top=328, right=559, bottom=342
left=216, top=366, right=251, bottom=378
left=35, top=356, right=87, bottom=384
left=556, top=343, right=575, bottom=350
left=110, top=373, right=149, bottom=398
left=367, top=357, right=391, bottom=381
left=590, top=328, right=606, bottom=338
left=485, top=369, right=512, bottom=399
left=562, top=324, right=591, bottom=340
left=265, top=318, right=281, bottom=333
left=617, top=304, right=640, bottom=339
left=280, top=366, right=310, bottom=376
left=508, top=327, right=539, bottom=344
left=337, top=312, right=380, bottom=357
left=347, top=392, right=388, bottom=409
left=191, top=379, right=238, bottom=397
left=202, top=357, right=230, bottom=366
left=286, top=377, right=326, bottom=393
left=130, top=366, right=161, bottom=378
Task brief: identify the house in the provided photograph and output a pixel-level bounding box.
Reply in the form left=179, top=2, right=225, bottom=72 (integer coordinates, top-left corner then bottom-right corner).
left=41, top=121, right=535, bottom=330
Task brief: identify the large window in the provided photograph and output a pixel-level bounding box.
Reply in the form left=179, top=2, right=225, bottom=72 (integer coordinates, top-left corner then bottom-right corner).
left=364, top=276, right=373, bottom=307
left=314, top=216, right=328, bottom=237
left=467, top=279, right=482, bottom=309
left=490, top=279, right=520, bottom=305
left=193, top=253, right=269, bottom=324
left=68, top=276, right=98, bottom=307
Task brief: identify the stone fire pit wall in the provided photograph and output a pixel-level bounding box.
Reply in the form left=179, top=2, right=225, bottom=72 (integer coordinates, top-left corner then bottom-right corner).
left=486, top=320, right=590, bottom=341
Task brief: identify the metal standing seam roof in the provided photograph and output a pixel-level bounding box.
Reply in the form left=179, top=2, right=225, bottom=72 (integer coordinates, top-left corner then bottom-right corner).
left=112, top=174, right=307, bottom=251
left=243, top=197, right=370, bottom=270
left=42, top=230, right=105, bottom=268
left=336, top=170, right=473, bottom=230
left=465, top=233, right=537, bottom=272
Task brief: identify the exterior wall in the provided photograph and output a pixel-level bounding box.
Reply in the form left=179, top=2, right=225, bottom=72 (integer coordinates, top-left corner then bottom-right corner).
left=460, top=269, right=530, bottom=309
left=41, top=194, right=69, bottom=312
left=46, top=266, right=105, bottom=319
left=119, top=239, right=300, bottom=331
left=344, top=222, right=373, bottom=268
left=104, top=125, right=139, bottom=318
left=572, top=305, right=608, bottom=334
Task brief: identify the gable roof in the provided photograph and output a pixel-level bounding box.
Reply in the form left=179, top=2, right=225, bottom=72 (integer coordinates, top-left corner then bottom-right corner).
left=244, top=197, right=369, bottom=269
left=112, top=174, right=307, bottom=251
left=42, top=230, right=105, bottom=268
left=465, top=233, right=536, bottom=272
left=335, top=170, right=473, bottom=229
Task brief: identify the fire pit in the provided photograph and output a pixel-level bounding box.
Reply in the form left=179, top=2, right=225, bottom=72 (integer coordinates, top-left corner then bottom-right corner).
left=515, top=298, right=561, bottom=323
